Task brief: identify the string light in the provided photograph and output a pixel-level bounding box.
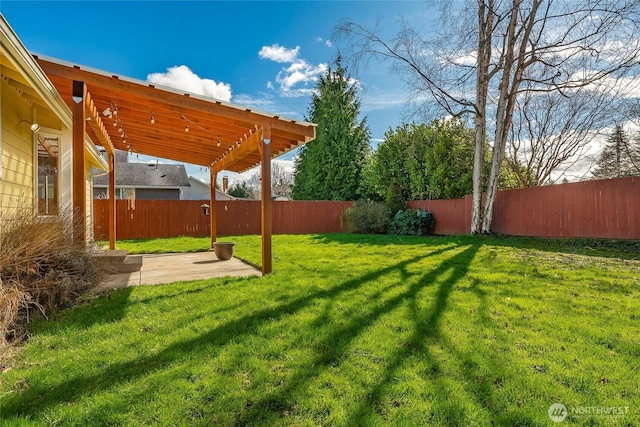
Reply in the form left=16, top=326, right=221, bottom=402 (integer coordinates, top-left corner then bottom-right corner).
left=185, top=125, right=189, bottom=133
left=216, top=139, right=221, bottom=147
left=150, top=115, right=155, bottom=124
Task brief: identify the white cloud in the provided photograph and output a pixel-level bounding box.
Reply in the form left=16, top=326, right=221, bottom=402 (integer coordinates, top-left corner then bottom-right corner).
left=147, top=65, right=232, bottom=101
left=573, top=73, right=640, bottom=99
left=314, top=37, right=333, bottom=48
left=360, top=94, right=406, bottom=112
left=231, top=93, right=276, bottom=111
left=277, top=61, right=328, bottom=93
left=259, top=44, right=300, bottom=63
left=259, top=43, right=328, bottom=97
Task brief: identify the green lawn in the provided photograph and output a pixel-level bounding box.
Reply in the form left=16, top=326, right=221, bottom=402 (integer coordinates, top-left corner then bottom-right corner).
left=2, top=234, right=639, bottom=426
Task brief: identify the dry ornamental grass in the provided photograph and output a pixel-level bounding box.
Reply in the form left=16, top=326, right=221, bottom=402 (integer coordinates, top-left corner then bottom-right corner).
left=0, top=209, right=102, bottom=347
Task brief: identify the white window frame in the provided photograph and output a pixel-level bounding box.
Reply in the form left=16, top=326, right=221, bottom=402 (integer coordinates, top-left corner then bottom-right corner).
left=33, top=127, right=62, bottom=216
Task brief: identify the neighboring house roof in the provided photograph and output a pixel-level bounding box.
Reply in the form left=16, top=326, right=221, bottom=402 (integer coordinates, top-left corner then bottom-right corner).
left=188, top=176, right=210, bottom=191
left=93, top=150, right=189, bottom=188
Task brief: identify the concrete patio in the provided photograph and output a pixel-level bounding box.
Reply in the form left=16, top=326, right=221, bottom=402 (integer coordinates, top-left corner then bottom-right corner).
left=97, top=251, right=261, bottom=290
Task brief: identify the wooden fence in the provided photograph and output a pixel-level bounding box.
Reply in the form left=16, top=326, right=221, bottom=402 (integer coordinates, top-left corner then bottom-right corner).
left=93, top=200, right=354, bottom=240
left=94, top=177, right=640, bottom=241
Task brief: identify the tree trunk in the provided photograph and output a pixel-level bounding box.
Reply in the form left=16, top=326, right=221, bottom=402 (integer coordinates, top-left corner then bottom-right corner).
left=471, top=0, right=493, bottom=234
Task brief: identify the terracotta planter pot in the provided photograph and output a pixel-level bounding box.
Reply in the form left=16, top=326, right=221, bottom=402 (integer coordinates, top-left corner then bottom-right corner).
left=213, top=242, right=235, bottom=261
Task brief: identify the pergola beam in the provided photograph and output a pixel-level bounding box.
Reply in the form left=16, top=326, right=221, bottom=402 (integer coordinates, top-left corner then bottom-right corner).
left=108, top=152, right=116, bottom=249
left=210, top=169, right=217, bottom=248
left=83, top=89, right=114, bottom=155
left=210, top=127, right=262, bottom=174
left=72, top=81, right=87, bottom=248
left=261, top=126, right=272, bottom=275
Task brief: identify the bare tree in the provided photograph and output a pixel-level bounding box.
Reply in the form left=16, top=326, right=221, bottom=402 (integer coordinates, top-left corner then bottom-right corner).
left=506, top=81, right=625, bottom=187
left=336, top=0, right=640, bottom=233
left=241, top=161, right=295, bottom=200
left=271, top=162, right=294, bottom=199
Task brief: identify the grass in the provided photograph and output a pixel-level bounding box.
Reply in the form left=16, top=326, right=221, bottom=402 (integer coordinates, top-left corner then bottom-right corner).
left=2, top=233, right=639, bottom=426
left=100, top=236, right=214, bottom=254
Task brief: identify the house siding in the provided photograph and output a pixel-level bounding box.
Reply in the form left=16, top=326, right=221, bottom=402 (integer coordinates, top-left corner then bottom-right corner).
left=1, top=83, right=34, bottom=218
left=136, top=188, right=180, bottom=200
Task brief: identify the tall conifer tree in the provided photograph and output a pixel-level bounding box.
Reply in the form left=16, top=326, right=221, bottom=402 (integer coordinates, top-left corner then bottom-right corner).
left=592, top=125, right=640, bottom=179
left=292, top=58, right=370, bottom=200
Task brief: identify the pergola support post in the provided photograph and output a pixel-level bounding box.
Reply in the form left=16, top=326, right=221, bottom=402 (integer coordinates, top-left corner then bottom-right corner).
left=72, top=81, right=87, bottom=248
left=108, top=152, right=116, bottom=250
left=261, top=126, right=272, bottom=275
left=210, top=168, right=218, bottom=247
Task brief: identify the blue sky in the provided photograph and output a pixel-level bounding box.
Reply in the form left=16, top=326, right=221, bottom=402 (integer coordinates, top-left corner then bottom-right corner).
left=1, top=1, right=430, bottom=184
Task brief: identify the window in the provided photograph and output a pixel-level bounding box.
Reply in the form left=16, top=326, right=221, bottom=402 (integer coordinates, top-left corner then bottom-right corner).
left=36, top=132, right=60, bottom=215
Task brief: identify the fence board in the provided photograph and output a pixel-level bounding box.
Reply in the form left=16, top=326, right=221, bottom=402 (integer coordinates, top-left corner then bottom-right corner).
left=407, top=198, right=469, bottom=235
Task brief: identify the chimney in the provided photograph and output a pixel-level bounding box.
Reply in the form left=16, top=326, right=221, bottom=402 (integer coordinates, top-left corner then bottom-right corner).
left=222, top=175, right=229, bottom=192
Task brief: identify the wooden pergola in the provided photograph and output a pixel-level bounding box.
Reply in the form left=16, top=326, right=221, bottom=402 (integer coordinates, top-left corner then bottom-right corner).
left=35, top=55, right=316, bottom=275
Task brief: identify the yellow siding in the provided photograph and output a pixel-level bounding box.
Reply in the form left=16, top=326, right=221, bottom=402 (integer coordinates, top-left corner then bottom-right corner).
left=1, top=82, right=35, bottom=217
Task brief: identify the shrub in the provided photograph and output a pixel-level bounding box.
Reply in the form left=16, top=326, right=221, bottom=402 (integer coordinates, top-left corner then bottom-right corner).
left=0, top=210, right=102, bottom=347
left=388, top=209, right=436, bottom=236
left=384, top=183, right=406, bottom=214
left=343, top=201, right=392, bottom=234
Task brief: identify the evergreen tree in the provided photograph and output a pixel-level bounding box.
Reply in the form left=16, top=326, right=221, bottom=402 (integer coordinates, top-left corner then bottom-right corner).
left=591, top=125, right=640, bottom=179
left=227, top=182, right=252, bottom=199
left=292, top=58, right=370, bottom=200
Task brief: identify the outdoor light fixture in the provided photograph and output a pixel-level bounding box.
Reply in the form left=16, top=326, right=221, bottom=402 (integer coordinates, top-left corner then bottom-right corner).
left=20, top=119, right=40, bottom=133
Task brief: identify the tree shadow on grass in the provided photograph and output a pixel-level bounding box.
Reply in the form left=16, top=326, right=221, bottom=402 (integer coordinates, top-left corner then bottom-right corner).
left=230, top=244, right=482, bottom=425
left=48, top=276, right=257, bottom=331
left=1, top=244, right=460, bottom=420
left=39, top=287, right=133, bottom=331
left=345, top=243, right=539, bottom=425
left=312, top=232, right=640, bottom=260
left=310, top=232, right=461, bottom=248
